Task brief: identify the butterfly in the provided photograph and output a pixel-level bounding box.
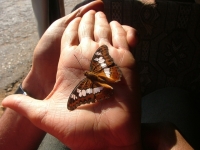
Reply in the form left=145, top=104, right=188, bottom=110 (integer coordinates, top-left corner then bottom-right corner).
left=67, top=45, right=122, bottom=110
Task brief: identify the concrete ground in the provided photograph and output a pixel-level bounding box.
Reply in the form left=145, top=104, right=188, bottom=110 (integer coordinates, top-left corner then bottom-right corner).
left=0, top=0, right=83, bottom=116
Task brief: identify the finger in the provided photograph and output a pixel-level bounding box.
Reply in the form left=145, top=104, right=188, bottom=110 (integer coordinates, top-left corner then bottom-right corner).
left=77, top=0, right=104, bottom=17
left=61, top=17, right=81, bottom=49
left=78, top=10, right=96, bottom=45
left=38, top=0, right=104, bottom=47
left=122, top=25, right=138, bottom=48
left=2, top=95, right=47, bottom=125
left=50, top=0, right=103, bottom=29
left=110, top=21, right=129, bottom=50
left=94, top=11, right=111, bottom=45
left=71, top=0, right=101, bottom=12
left=25, top=1, right=103, bottom=99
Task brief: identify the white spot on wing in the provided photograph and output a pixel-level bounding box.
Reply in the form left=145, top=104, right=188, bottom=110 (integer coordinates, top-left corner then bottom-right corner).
left=95, top=52, right=102, bottom=55
left=98, top=57, right=105, bottom=63
left=75, top=88, right=94, bottom=98
left=86, top=88, right=92, bottom=94
left=104, top=68, right=110, bottom=78
left=77, top=89, right=82, bottom=97
left=75, top=87, right=104, bottom=98
left=94, top=55, right=108, bottom=68
left=94, top=58, right=98, bottom=61
left=77, top=89, right=87, bottom=97
left=71, top=94, right=77, bottom=100
left=93, top=87, right=103, bottom=94
left=82, top=90, right=86, bottom=96
left=94, top=57, right=104, bottom=62
left=101, top=63, right=107, bottom=68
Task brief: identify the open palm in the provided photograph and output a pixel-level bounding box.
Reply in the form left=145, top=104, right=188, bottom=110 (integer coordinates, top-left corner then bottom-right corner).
left=3, top=10, right=140, bottom=150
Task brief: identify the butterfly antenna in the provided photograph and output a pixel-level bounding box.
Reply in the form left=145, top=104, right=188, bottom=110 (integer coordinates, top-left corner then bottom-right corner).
left=74, top=55, right=84, bottom=71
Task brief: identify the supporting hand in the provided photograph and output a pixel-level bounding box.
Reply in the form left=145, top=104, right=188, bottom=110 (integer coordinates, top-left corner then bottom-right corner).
left=3, top=10, right=140, bottom=150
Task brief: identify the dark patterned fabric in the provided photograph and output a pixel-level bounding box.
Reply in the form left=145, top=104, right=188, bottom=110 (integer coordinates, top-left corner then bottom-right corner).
left=104, top=0, right=200, bottom=96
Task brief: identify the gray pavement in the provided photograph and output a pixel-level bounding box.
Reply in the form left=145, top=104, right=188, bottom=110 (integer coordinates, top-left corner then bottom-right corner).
left=0, top=0, right=82, bottom=115
left=0, top=0, right=38, bottom=92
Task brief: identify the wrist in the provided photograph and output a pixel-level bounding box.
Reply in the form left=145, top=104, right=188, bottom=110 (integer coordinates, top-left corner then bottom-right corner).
left=15, top=84, right=28, bottom=95
left=0, top=108, right=46, bottom=149
left=21, top=68, right=56, bottom=99
left=20, top=70, right=46, bottom=99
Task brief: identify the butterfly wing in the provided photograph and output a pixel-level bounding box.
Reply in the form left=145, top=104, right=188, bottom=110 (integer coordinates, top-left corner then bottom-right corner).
left=67, top=45, right=122, bottom=111
left=67, top=78, right=113, bottom=110
left=90, top=45, right=122, bottom=82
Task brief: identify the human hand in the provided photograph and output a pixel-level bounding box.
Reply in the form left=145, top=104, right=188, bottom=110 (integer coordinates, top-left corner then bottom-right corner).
left=22, top=0, right=104, bottom=99
left=3, top=10, right=140, bottom=150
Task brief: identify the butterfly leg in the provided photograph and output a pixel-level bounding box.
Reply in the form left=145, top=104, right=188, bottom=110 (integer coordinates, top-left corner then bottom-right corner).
left=95, top=81, right=113, bottom=89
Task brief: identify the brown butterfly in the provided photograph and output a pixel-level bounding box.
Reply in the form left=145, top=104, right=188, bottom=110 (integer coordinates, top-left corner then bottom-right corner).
left=67, top=45, right=122, bottom=110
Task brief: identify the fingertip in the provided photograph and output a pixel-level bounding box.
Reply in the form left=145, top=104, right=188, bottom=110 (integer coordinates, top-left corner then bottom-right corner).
left=62, top=17, right=82, bottom=48
left=58, top=0, right=104, bottom=28
left=123, top=25, right=138, bottom=48
left=79, top=0, right=104, bottom=16
left=110, top=21, right=129, bottom=49
left=110, top=22, right=138, bottom=49
left=95, top=11, right=106, bottom=18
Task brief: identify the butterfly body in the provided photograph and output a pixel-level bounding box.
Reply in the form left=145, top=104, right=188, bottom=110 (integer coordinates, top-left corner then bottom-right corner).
left=84, top=71, right=113, bottom=89
left=67, top=45, right=122, bottom=110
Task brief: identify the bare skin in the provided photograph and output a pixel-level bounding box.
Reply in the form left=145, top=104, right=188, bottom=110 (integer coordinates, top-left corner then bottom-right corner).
left=0, top=1, right=105, bottom=150
left=2, top=8, right=141, bottom=150
left=0, top=1, right=194, bottom=149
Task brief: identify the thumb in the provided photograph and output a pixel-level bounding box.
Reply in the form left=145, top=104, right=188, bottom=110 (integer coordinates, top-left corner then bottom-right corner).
left=2, top=94, right=47, bottom=124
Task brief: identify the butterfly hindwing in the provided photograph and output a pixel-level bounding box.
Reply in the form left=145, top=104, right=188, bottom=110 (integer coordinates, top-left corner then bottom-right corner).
left=68, top=78, right=94, bottom=110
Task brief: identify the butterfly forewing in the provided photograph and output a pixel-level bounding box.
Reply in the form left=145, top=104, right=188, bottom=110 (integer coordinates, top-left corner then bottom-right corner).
left=67, top=45, right=122, bottom=110
left=91, top=45, right=114, bottom=71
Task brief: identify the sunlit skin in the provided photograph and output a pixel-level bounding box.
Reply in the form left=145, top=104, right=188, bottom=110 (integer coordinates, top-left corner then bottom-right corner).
left=2, top=9, right=141, bottom=150
left=1, top=1, right=194, bottom=149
